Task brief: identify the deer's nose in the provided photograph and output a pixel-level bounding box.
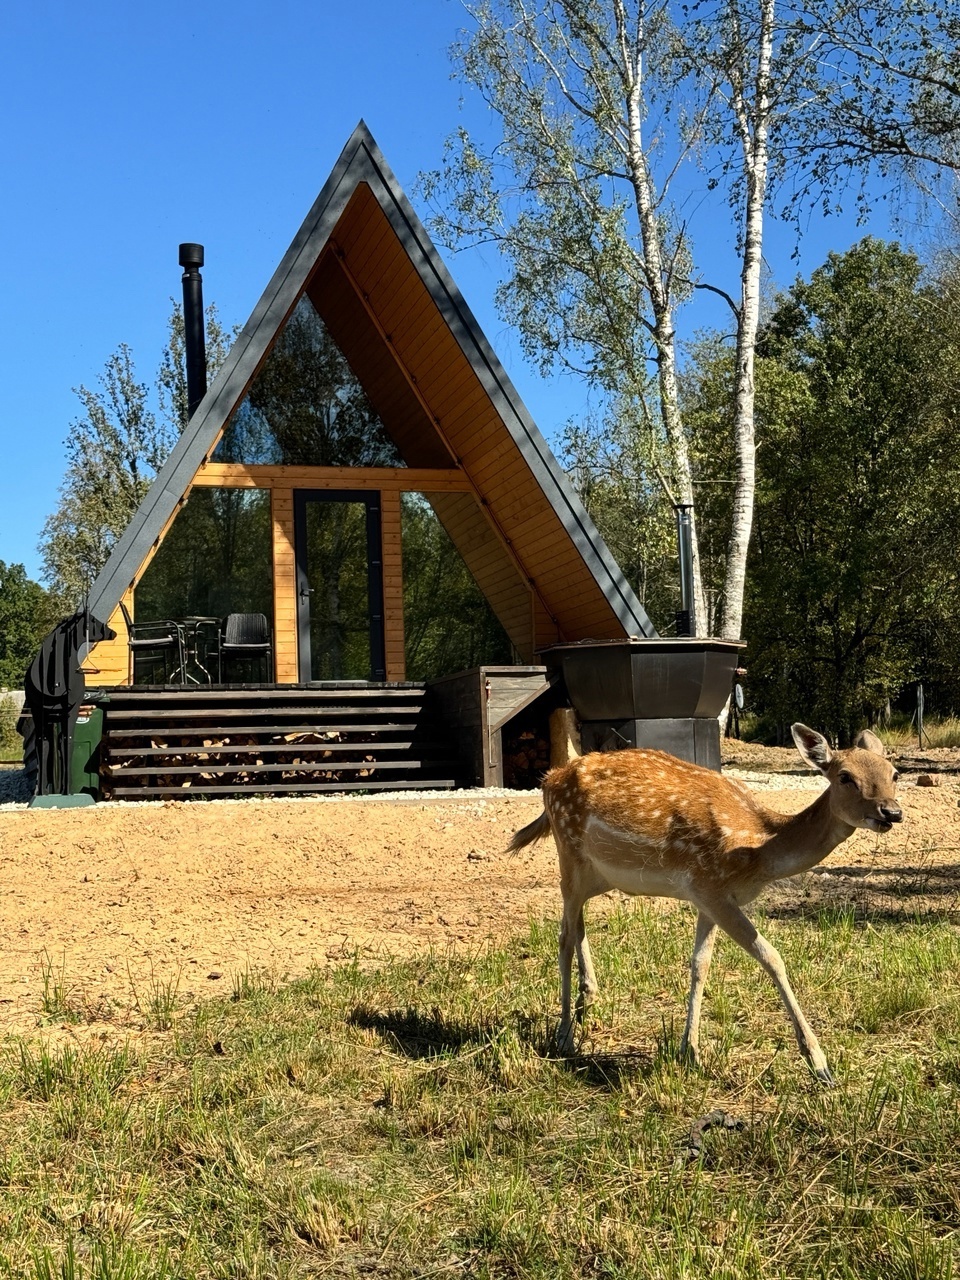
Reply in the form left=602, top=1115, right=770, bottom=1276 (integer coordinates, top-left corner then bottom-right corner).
left=880, top=805, right=902, bottom=824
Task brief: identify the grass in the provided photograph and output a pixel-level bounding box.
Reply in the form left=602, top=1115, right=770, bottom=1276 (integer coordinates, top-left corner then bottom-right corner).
left=2, top=903, right=960, bottom=1277
left=872, top=715, right=960, bottom=751
left=737, top=712, right=960, bottom=751
left=0, top=697, right=22, bottom=763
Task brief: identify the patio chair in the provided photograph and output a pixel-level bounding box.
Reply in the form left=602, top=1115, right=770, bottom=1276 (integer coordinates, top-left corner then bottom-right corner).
left=218, top=612, right=273, bottom=683
left=119, top=599, right=185, bottom=685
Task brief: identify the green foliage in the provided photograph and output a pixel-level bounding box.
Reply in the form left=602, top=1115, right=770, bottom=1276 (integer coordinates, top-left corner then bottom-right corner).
left=215, top=296, right=401, bottom=467
left=40, top=306, right=232, bottom=607
left=422, top=0, right=708, bottom=634
left=742, top=238, right=960, bottom=739
left=401, top=494, right=513, bottom=678
left=134, top=488, right=272, bottom=624
left=791, top=0, right=960, bottom=201
left=424, top=3, right=680, bottom=394
left=0, top=698, right=21, bottom=760
left=158, top=300, right=234, bottom=436
left=561, top=406, right=680, bottom=626
left=0, top=560, right=57, bottom=688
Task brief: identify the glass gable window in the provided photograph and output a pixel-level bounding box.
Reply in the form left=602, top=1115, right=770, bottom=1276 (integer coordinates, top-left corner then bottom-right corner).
left=214, top=295, right=404, bottom=467
left=134, top=487, right=273, bottom=623
left=402, top=493, right=514, bottom=680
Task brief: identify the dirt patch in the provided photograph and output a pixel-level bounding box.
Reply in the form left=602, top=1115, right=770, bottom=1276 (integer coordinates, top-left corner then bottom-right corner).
left=1, top=768, right=958, bottom=1039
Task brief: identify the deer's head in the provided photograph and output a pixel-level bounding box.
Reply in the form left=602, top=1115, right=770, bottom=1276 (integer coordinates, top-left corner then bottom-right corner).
left=792, top=723, right=902, bottom=833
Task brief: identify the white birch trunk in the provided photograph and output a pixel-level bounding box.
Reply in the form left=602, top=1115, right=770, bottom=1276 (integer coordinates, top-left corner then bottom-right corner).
left=617, top=0, right=708, bottom=635
left=718, top=0, right=773, bottom=642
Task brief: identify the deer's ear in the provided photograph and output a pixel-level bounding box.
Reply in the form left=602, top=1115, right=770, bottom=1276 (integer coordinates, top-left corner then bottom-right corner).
left=854, top=728, right=886, bottom=756
left=791, top=723, right=834, bottom=774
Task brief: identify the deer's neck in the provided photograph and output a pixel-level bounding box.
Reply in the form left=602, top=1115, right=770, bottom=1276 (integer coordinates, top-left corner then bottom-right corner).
left=760, top=790, right=854, bottom=880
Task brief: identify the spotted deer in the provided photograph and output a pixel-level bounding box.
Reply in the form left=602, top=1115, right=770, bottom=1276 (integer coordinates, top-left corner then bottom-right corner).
left=509, top=724, right=902, bottom=1083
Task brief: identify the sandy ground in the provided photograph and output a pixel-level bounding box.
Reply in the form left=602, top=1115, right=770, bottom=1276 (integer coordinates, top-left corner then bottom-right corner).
left=1, top=754, right=958, bottom=1039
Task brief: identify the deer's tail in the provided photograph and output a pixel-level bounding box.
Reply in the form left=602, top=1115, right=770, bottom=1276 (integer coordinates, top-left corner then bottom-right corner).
left=506, top=810, right=552, bottom=854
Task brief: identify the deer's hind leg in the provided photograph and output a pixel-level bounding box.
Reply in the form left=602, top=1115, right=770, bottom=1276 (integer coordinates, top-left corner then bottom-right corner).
left=556, top=849, right=606, bottom=1055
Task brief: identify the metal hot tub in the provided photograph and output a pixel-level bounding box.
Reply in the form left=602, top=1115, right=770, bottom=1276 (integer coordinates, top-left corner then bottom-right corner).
left=542, top=638, right=744, bottom=770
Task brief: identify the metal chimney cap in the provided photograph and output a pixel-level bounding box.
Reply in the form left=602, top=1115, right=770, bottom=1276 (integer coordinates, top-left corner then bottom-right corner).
left=178, top=243, right=204, bottom=268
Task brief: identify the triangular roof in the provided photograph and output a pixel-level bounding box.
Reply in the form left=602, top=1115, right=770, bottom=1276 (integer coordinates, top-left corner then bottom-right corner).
left=88, top=122, right=656, bottom=645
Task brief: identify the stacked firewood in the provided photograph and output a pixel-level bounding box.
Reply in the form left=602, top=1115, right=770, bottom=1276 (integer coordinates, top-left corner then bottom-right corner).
left=501, top=728, right=550, bottom=788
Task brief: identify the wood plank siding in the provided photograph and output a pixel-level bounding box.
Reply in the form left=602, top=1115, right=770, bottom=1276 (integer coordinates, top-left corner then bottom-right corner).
left=84, top=590, right=133, bottom=686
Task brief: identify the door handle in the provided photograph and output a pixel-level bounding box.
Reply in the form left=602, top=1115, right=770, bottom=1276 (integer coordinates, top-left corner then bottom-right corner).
left=299, top=583, right=314, bottom=602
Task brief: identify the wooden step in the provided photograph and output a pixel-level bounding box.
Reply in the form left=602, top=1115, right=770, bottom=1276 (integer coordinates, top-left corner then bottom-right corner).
left=104, top=721, right=422, bottom=739
left=106, top=759, right=436, bottom=778
left=107, top=778, right=458, bottom=797
left=110, top=686, right=425, bottom=703
left=105, top=741, right=431, bottom=759
left=95, top=680, right=461, bottom=799
left=104, top=705, right=422, bottom=722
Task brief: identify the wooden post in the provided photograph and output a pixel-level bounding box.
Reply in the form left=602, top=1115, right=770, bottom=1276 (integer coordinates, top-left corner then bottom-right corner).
left=550, top=706, right=581, bottom=767
left=380, top=489, right=405, bottom=681
left=271, top=488, right=298, bottom=682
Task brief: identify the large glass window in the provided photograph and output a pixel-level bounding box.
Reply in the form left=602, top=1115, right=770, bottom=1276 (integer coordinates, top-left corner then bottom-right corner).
left=402, top=493, right=513, bottom=680
left=134, top=487, right=273, bottom=622
left=214, top=295, right=404, bottom=467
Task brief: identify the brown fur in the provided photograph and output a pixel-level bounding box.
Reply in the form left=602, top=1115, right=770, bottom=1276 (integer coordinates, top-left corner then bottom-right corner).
left=511, top=725, right=902, bottom=1083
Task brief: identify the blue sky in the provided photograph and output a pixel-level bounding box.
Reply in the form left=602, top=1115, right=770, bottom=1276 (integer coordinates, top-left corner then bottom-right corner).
left=1, top=0, right=904, bottom=582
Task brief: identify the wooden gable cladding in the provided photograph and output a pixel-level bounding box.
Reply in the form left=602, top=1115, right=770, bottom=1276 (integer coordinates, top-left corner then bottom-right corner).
left=316, top=182, right=630, bottom=645
left=84, top=123, right=654, bottom=693
left=305, top=248, right=454, bottom=469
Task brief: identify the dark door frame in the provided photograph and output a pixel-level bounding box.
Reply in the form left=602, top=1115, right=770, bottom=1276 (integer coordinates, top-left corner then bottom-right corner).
left=293, top=489, right=386, bottom=683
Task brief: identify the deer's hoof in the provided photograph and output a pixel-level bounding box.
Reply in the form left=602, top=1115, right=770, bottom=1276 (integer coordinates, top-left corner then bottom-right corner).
left=554, top=1024, right=576, bottom=1057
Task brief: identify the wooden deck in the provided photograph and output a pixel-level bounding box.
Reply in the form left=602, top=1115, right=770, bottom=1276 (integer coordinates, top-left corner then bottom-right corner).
left=91, top=668, right=558, bottom=800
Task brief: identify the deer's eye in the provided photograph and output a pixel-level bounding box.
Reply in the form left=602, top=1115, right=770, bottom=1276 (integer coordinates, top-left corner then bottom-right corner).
left=892, top=771, right=901, bottom=783
left=838, top=771, right=855, bottom=786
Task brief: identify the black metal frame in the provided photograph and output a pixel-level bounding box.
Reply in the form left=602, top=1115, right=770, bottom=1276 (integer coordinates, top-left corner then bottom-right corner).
left=293, top=489, right=386, bottom=683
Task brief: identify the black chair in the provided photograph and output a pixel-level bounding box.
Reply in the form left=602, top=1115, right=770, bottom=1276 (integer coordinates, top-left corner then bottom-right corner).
left=218, top=613, right=273, bottom=682
left=119, top=599, right=185, bottom=685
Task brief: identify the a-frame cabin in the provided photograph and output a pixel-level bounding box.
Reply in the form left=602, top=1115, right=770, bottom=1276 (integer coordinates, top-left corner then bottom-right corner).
left=81, top=123, right=656, bottom=798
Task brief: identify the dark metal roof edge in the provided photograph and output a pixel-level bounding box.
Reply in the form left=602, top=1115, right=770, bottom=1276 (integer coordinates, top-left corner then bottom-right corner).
left=353, top=134, right=657, bottom=639
left=88, top=123, right=376, bottom=623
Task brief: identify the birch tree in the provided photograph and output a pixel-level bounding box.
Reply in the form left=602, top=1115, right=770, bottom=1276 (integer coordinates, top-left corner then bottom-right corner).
left=423, top=0, right=711, bottom=631
left=792, top=0, right=960, bottom=199
left=426, top=0, right=827, bottom=642
left=678, top=0, right=818, bottom=638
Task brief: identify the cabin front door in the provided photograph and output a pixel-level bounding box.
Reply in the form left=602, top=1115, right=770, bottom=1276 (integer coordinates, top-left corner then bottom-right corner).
left=294, top=491, right=386, bottom=682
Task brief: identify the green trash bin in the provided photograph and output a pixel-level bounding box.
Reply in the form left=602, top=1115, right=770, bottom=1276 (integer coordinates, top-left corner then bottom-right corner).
left=70, top=696, right=107, bottom=799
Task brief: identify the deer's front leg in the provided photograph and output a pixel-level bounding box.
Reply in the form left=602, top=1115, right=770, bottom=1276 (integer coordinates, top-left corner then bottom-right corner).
left=680, top=910, right=718, bottom=1065
left=700, top=895, right=834, bottom=1085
